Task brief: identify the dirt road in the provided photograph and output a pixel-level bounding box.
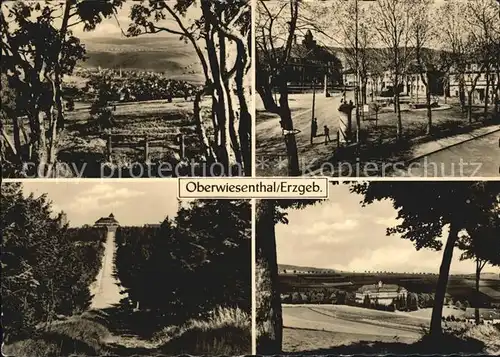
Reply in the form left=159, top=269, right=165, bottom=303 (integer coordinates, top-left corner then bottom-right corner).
left=90, top=229, right=123, bottom=309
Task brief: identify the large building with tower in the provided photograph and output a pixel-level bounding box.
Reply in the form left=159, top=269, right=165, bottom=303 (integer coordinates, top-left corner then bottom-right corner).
left=355, top=281, right=408, bottom=306
left=94, top=213, right=119, bottom=231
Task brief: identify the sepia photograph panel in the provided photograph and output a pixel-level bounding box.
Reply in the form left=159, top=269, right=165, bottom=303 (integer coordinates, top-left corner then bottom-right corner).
left=1, top=0, right=252, bottom=178
left=256, top=181, right=500, bottom=355
left=1, top=181, right=251, bottom=356
left=256, top=0, right=500, bottom=177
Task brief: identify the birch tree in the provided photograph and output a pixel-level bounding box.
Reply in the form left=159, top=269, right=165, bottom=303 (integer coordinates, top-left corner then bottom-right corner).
left=463, top=0, right=499, bottom=120
left=256, top=0, right=301, bottom=175
left=1, top=0, right=124, bottom=175
left=318, top=0, right=378, bottom=106
left=372, top=0, right=413, bottom=140
left=411, top=0, right=452, bottom=135
left=129, top=0, right=252, bottom=175
left=458, top=209, right=500, bottom=325
left=352, top=181, right=500, bottom=337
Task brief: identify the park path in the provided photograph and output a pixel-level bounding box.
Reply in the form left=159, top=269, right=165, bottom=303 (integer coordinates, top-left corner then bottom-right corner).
left=90, top=229, right=123, bottom=310
left=87, top=229, right=161, bottom=355
left=397, top=128, right=500, bottom=177
left=256, top=92, right=349, bottom=175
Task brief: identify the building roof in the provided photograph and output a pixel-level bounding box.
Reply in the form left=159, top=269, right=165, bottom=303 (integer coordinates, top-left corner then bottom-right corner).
left=357, top=283, right=403, bottom=293
left=94, top=213, right=119, bottom=226
left=258, top=31, right=342, bottom=68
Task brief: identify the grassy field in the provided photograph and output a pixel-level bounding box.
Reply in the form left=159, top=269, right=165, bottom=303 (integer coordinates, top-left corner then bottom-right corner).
left=282, top=304, right=500, bottom=354
left=56, top=97, right=211, bottom=176
left=81, top=36, right=203, bottom=84
left=3, top=307, right=250, bottom=357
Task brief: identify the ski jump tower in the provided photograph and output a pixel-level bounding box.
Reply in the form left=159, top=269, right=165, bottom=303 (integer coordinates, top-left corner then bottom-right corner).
left=91, top=213, right=122, bottom=309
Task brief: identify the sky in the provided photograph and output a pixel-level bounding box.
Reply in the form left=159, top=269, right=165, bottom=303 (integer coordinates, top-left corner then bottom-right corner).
left=276, top=183, right=499, bottom=275
left=73, top=2, right=201, bottom=40
left=21, top=180, right=181, bottom=227
left=1, top=1, right=202, bottom=40
left=261, top=0, right=483, bottom=50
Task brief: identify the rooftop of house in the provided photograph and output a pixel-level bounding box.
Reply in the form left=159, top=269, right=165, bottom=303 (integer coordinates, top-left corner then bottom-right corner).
left=94, top=213, right=119, bottom=226
left=258, top=31, right=342, bottom=66
left=357, top=281, right=405, bottom=293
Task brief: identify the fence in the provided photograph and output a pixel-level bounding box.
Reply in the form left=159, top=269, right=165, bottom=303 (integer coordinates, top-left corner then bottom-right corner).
left=104, top=132, right=193, bottom=162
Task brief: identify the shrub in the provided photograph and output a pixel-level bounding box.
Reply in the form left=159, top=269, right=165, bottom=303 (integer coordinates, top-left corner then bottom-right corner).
left=291, top=292, right=302, bottom=304
left=2, top=316, right=110, bottom=357
left=47, top=316, right=111, bottom=351
left=2, top=184, right=106, bottom=339
left=155, top=307, right=251, bottom=355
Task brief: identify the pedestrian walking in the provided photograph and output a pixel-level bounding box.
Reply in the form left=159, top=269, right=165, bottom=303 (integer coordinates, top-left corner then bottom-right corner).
left=324, top=125, right=331, bottom=144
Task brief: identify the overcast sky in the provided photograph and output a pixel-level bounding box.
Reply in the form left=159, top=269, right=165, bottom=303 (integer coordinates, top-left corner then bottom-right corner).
left=73, top=2, right=201, bottom=40
left=21, top=181, right=180, bottom=227
left=276, top=183, right=499, bottom=275
left=1, top=1, right=201, bottom=40
left=261, top=0, right=479, bottom=49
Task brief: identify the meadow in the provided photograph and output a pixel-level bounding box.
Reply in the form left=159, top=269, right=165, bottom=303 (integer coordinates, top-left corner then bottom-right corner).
left=59, top=96, right=210, bottom=177
left=282, top=304, right=500, bottom=354
left=279, top=269, right=500, bottom=307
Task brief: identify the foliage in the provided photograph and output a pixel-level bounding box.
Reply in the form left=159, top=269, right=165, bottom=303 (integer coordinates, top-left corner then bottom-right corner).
left=82, top=69, right=198, bottom=102
left=155, top=306, right=251, bottom=355
left=128, top=0, right=252, bottom=174
left=458, top=205, right=500, bottom=268
left=89, top=80, right=116, bottom=130
left=114, top=199, right=251, bottom=324
left=351, top=181, right=500, bottom=335
left=2, top=315, right=110, bottom=357
left=351, top=181, right=500, bottom=251
left=1, top=182, right=106, bottom=339
left=1, top=0, right=124, bottom=169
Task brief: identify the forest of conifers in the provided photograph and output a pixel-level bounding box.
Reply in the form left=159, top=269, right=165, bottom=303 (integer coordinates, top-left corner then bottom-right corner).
left=2, top=182, right=251, bottom=344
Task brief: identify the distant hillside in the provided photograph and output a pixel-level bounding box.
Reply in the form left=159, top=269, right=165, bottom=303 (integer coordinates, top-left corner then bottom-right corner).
left=279, top=264, right=338, bottom=274
left=79, top=36, right=203, bottom=83
left=327, top=46, right=448, bottom=70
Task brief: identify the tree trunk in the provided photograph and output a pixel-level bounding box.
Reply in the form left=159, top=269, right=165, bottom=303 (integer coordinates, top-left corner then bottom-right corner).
left=430, top=224, right=459, bottom=336
left=278, top=75, right=300, bottom=176
left=211, top=92, right=220, bottom=148
left=32, top=110, right=48, bottom=175
left=201, top=5, right=232, bottom=173
left=425, top=78, right=432, bottom=136
left=475, top=258, right=481, bottom=325
left=219, top=28, right=243, bottom=172
left=257, top=70, right=279, bottom=113
left=484, top=69, right=490, bottom=117
left=420, top=72, right=432, bottom=136
left=494, top=74, right=499, bottom=118
left=256, top=200, right=282, bottom=354
left=467, top=91, right=473, bottom=124
left=11, top=115, right=22, bottom=161
left=193, top=88, right=215, bottom=162
left=234, top=38, right=252, bottom=176
left=53, top=0, right=71, bottom=132
left=395, top=92, right=402, bottom=140
left=468, top=73, right=482, bottom=124
left=459, top=76, right=466, bottom=113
